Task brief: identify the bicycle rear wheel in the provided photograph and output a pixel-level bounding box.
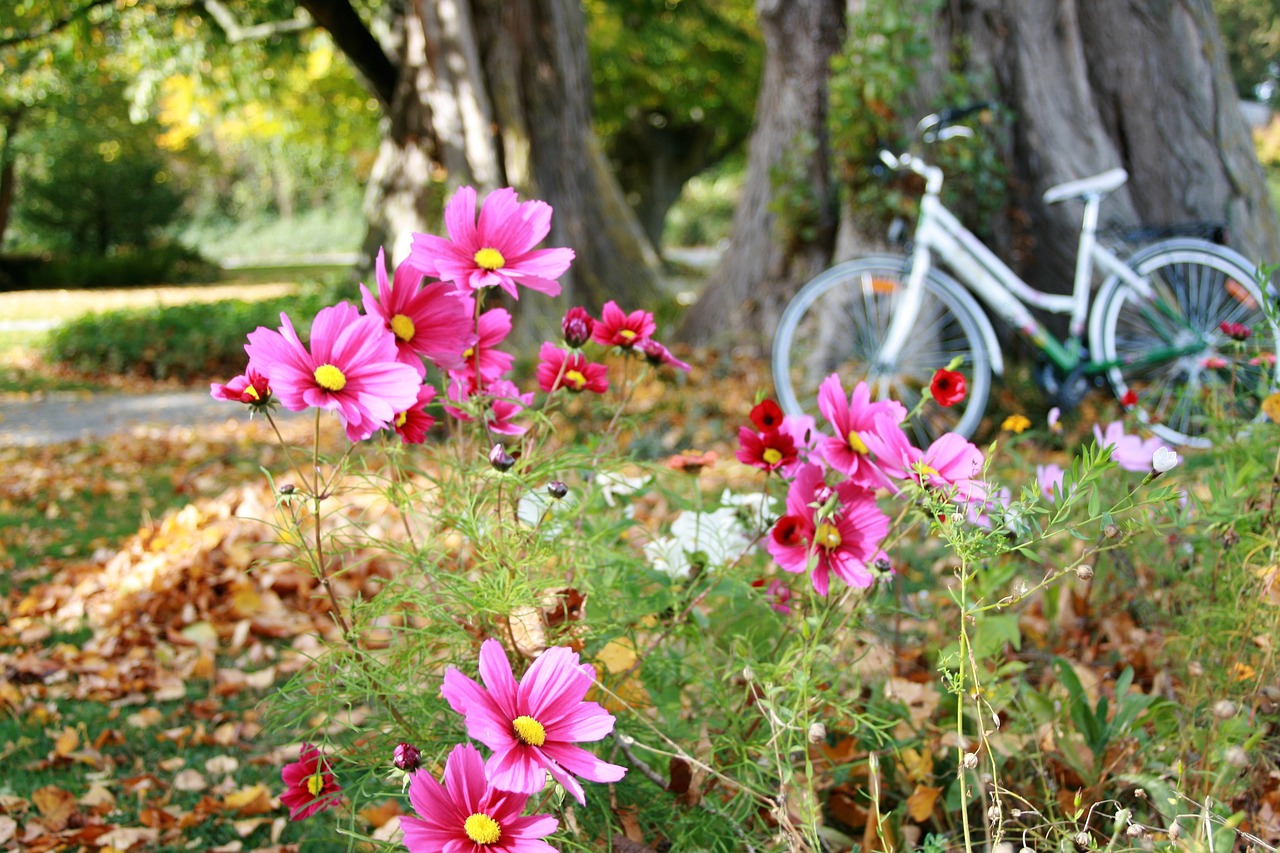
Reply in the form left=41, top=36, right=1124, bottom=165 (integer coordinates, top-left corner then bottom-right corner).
left=772, top=256, right=993, bottom=446
left=1090, top=239, right=1279, bottom=447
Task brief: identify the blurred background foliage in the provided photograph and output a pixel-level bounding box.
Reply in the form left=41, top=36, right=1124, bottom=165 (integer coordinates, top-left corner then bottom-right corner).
left=0, top=0, right=1277, bottom=289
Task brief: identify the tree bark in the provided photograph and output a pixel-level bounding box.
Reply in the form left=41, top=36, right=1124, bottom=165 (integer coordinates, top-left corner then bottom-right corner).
left=0, top=110, right=22, bottom=249
left=677, top=0, right=845, bottom=350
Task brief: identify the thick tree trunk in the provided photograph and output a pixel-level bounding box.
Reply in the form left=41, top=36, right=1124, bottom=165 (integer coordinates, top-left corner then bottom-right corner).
left=355, top=0, right=659, bottom=329
left=0, top=110, right=21, bottom=249
left=677, top=0, right=845, bottom=350
left=932, top=0, right=1279, bottom=293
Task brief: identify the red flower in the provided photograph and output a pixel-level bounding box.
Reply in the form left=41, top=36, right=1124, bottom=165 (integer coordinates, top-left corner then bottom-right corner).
left=1120, top=389, right=1139, bottom=408
left=536, top=342, right=609, bottom=394
left=1219, top=320, right=1251, bottom=341
left=591, top=300, right=655, bottom=349
left=736, top=426, right=798, bottom=472
left=280, top=744, right=342, bottom=821
left=750, top=399, right=784, bottom=432
left=930, top=369, right=966, bottom=408
left=392, top=385, right=437, bottom=445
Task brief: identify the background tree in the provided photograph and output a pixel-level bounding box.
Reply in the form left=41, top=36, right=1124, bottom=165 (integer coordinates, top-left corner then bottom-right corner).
left=1214, top=0, right=1280, bottom=102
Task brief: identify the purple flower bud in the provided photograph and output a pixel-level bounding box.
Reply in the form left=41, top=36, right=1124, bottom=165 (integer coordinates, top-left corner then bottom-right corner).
left=562, top=306, right=595, bottom=348
left=547, top=480, right=568, bottom=500
left=393, top=741, right=420, bottom=772
left=489, top=443, right=515, bottom=472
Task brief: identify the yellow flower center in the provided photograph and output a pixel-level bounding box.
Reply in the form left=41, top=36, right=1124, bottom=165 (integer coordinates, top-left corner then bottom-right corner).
left=464, top=813, right=502, bottom=845
left=474, top=247, right=506, bottom=271
left=762, top=448, right=783, bottom=465
left=565, top=369, right=587, bottom=389
left=618, top=329, right=637, bottom=342
left=245, top=385, right=260, bottom=401
left=390, top=313, right=416, bottom=342
left=313, top=364, right=347, bottom=392
left=395, top=411, right=408, bottom=428
left=814, top=522, right=842, bottom=550
left=306, top=772, right=325, bottom=796
left=847, top=431, right=869, bottom=455
left=463, top=347, right=475, bottom=359
left=512, top=715, right=547, bottom=746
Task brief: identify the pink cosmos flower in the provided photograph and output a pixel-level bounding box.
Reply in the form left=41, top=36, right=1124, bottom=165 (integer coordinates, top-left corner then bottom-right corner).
left=591, top=301, right=655, bottom=349
left=400, top=743, right=558, bottom=853
left=751, top=578, right=794, bottom=615
left=637, top=338, right=692, bottom=372
left=1092, top=422, right=1163, bottom=473
left=817, top=374, right=907, bottom=487
left=450, top=299, right=515, bottom=387
left=210, top=366, right=271, bottom=408
left=871, top=430, right=989, bottom=504
left=965, top=487, right=1011, bottom=529
left=441, top=640, right=627, bottom=804
left=536, top=342, right=609, bottom=394
left=280, top=743, right=342, bottom=821
left=393, top=385, right=437, bottom=445
left=766, top=463, right=890, bottom=596
left=736, top=426, right=797, bottom=473
left=410, top=186, right=574, bottom=299
left=446, top=378, right=533, bottom=436
left=359, top=248, right=475, bottom=376
left=1036, top=462, right=1066, bottom=502
left=244, top=302, right=422, bottom=442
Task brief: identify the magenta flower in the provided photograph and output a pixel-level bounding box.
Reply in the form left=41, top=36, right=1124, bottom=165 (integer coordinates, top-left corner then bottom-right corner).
left=244, top=302, right=423, bottom=442
left=736, top=426, right=797, bottom=473
left=591, top=301, right=655, bottom=349
left=562, top=306, right=595, bottom=348
left=400, top=743, right=559, bottom=853
left=766, top=463, right=890, bottom=595
left=450, top=299, right=515, bottom=387
left=1092, top=422, right=1164, bottom=473
left=210, top=366, right=272, bottom=408
left=359, top=248, right=476, bottom=376
left=441, top=640, right=626, bottom=804
left=536, top=342, right=609, bottom=394
left=393, top=385, right=437, bottom=445
left=410, top=186, right=574, bottom=300
left=637, top=338, right=691, bottom=372
left=870, top=430, right=988, bottom=504
left=817, top=374, right=907, bottom=487
left=280, top=744, right=342, bottom=821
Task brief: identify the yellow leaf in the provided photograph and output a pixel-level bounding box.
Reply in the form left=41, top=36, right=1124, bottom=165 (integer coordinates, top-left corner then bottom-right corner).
left=54, top=726, right=79, bottom=756
left=223, top=783, right=274, bottom=815
left=1263, top=392, right=1280, bottom=424
left=596, top=638, right=638, bottom=674
left=906, top=784, right=943, bottom=822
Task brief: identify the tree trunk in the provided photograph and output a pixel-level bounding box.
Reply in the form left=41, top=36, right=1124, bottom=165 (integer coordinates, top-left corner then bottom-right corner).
left=932, top=0, right=1279, bottom=294
left=353, top=0, right=660, bottom=329
left=677, top=0, right=845, bottom=350
left=0, top=110, right=21, bottom=249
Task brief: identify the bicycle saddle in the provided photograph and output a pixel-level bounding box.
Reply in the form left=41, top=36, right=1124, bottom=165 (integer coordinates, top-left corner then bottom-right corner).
left=1042, top=168, right=1129, bottom=205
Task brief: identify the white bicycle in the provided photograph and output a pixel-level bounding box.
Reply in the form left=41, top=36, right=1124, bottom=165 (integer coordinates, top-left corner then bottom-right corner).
left=772, top=105, right=1278, bottom=447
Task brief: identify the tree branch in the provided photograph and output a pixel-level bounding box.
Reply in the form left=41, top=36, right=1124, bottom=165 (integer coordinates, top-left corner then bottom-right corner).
left=293, top=0, right=397, bottom=108
left=198, top=0, right=312, bottom=42
left=0, top=0, right=117, bottom=49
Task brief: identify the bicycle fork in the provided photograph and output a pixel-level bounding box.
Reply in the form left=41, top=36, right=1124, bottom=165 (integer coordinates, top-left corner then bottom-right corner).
left=872, top=245, right=932, bottom=389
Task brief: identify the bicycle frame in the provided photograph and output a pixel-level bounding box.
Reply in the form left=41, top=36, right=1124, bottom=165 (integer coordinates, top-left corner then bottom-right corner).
left=877, top=163, right=1157, bottom=376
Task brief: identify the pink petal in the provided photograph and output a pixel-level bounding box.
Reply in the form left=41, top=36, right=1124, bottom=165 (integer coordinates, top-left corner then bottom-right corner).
left=485, top=745, right=548, bottom=795
left=443, top=185, right=479, bottom=247
left=477, top=638, right=521, bottom=714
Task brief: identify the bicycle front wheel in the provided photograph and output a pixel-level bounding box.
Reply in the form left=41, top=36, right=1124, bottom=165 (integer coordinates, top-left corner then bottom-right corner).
left=772, top=256, right=993, bottom=446
left=1090, top=238, right=1279, bottom=447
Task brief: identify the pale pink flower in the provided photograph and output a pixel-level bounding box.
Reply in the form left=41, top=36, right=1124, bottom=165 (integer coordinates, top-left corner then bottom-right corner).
left=1036, top=463, right=1066, bottom=502
left=400, top=743, right=558, bottom=853
left=1092, top=421, right=1163, bottom=473
left=816, top=374, right=907, bottom=487
left=441, top=640, right=626, bottom=804
left=766, top=463, right=890, bottom=595
left=359, top=248, right=475, bottom=376
left=410, top=186, right=574, bottom=299
left=244, top=302, right=422, bottom=442
left=446, top=378, right=533, bottom=436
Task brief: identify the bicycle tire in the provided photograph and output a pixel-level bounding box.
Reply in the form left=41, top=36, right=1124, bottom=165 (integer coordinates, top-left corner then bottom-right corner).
left=772, top=255, right=994, bottom=446
left=1089, top=238, right=1279, bottom=448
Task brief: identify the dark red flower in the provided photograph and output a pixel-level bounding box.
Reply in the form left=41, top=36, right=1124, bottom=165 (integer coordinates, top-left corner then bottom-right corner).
left=771, top=514, right=807, bottom=549
left=1120, top=389, right=1139, bottom=408
left=750, top=399, right=785, bottom=432
left=930, top=369, right=966, bottom=408
left=392, top=385, right=437, bottom=445
left=393, top=742, right=421, bottom=772
left=280, top=744, right=342, bottom=821
left=736, top=426, right=798, bottom=472
left=1220, top=320, right=1252, bottom=341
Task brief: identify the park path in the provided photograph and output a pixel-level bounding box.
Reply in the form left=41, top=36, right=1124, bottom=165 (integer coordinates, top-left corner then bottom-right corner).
left=0, top=389, right=302, bottom=447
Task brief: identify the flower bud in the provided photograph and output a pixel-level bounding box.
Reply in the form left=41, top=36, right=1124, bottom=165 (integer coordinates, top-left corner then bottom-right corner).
left=1076, top=564, right=1094, bottom=580
left=962, top=751, right=978, bottom=769
left=1225, top=745, right=1249, bottom=767
left=1074, top=831, right=1091, bottom=846
left=1169, top=821, right=1182, bottom=841
left=1151, top=446, right=1180, bottom=474
left=1213, top=699, right=1237, bottom=719
left=279, top=484, right=296, bottom=495
left=562, top=306, right=595, bottom=348
left=1126, top=823, right=1145, bottom=838
left=489, top=443, right=515, bottom=472
left=393, top=741, right=421, bottom=772
left=807, top=722, right=826, bottom=743
left=547, top=480, right=568, bottom=500
left=986, top=805, right=1001, bottom=823
left=1104, top=524, right=1120, bottom=539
